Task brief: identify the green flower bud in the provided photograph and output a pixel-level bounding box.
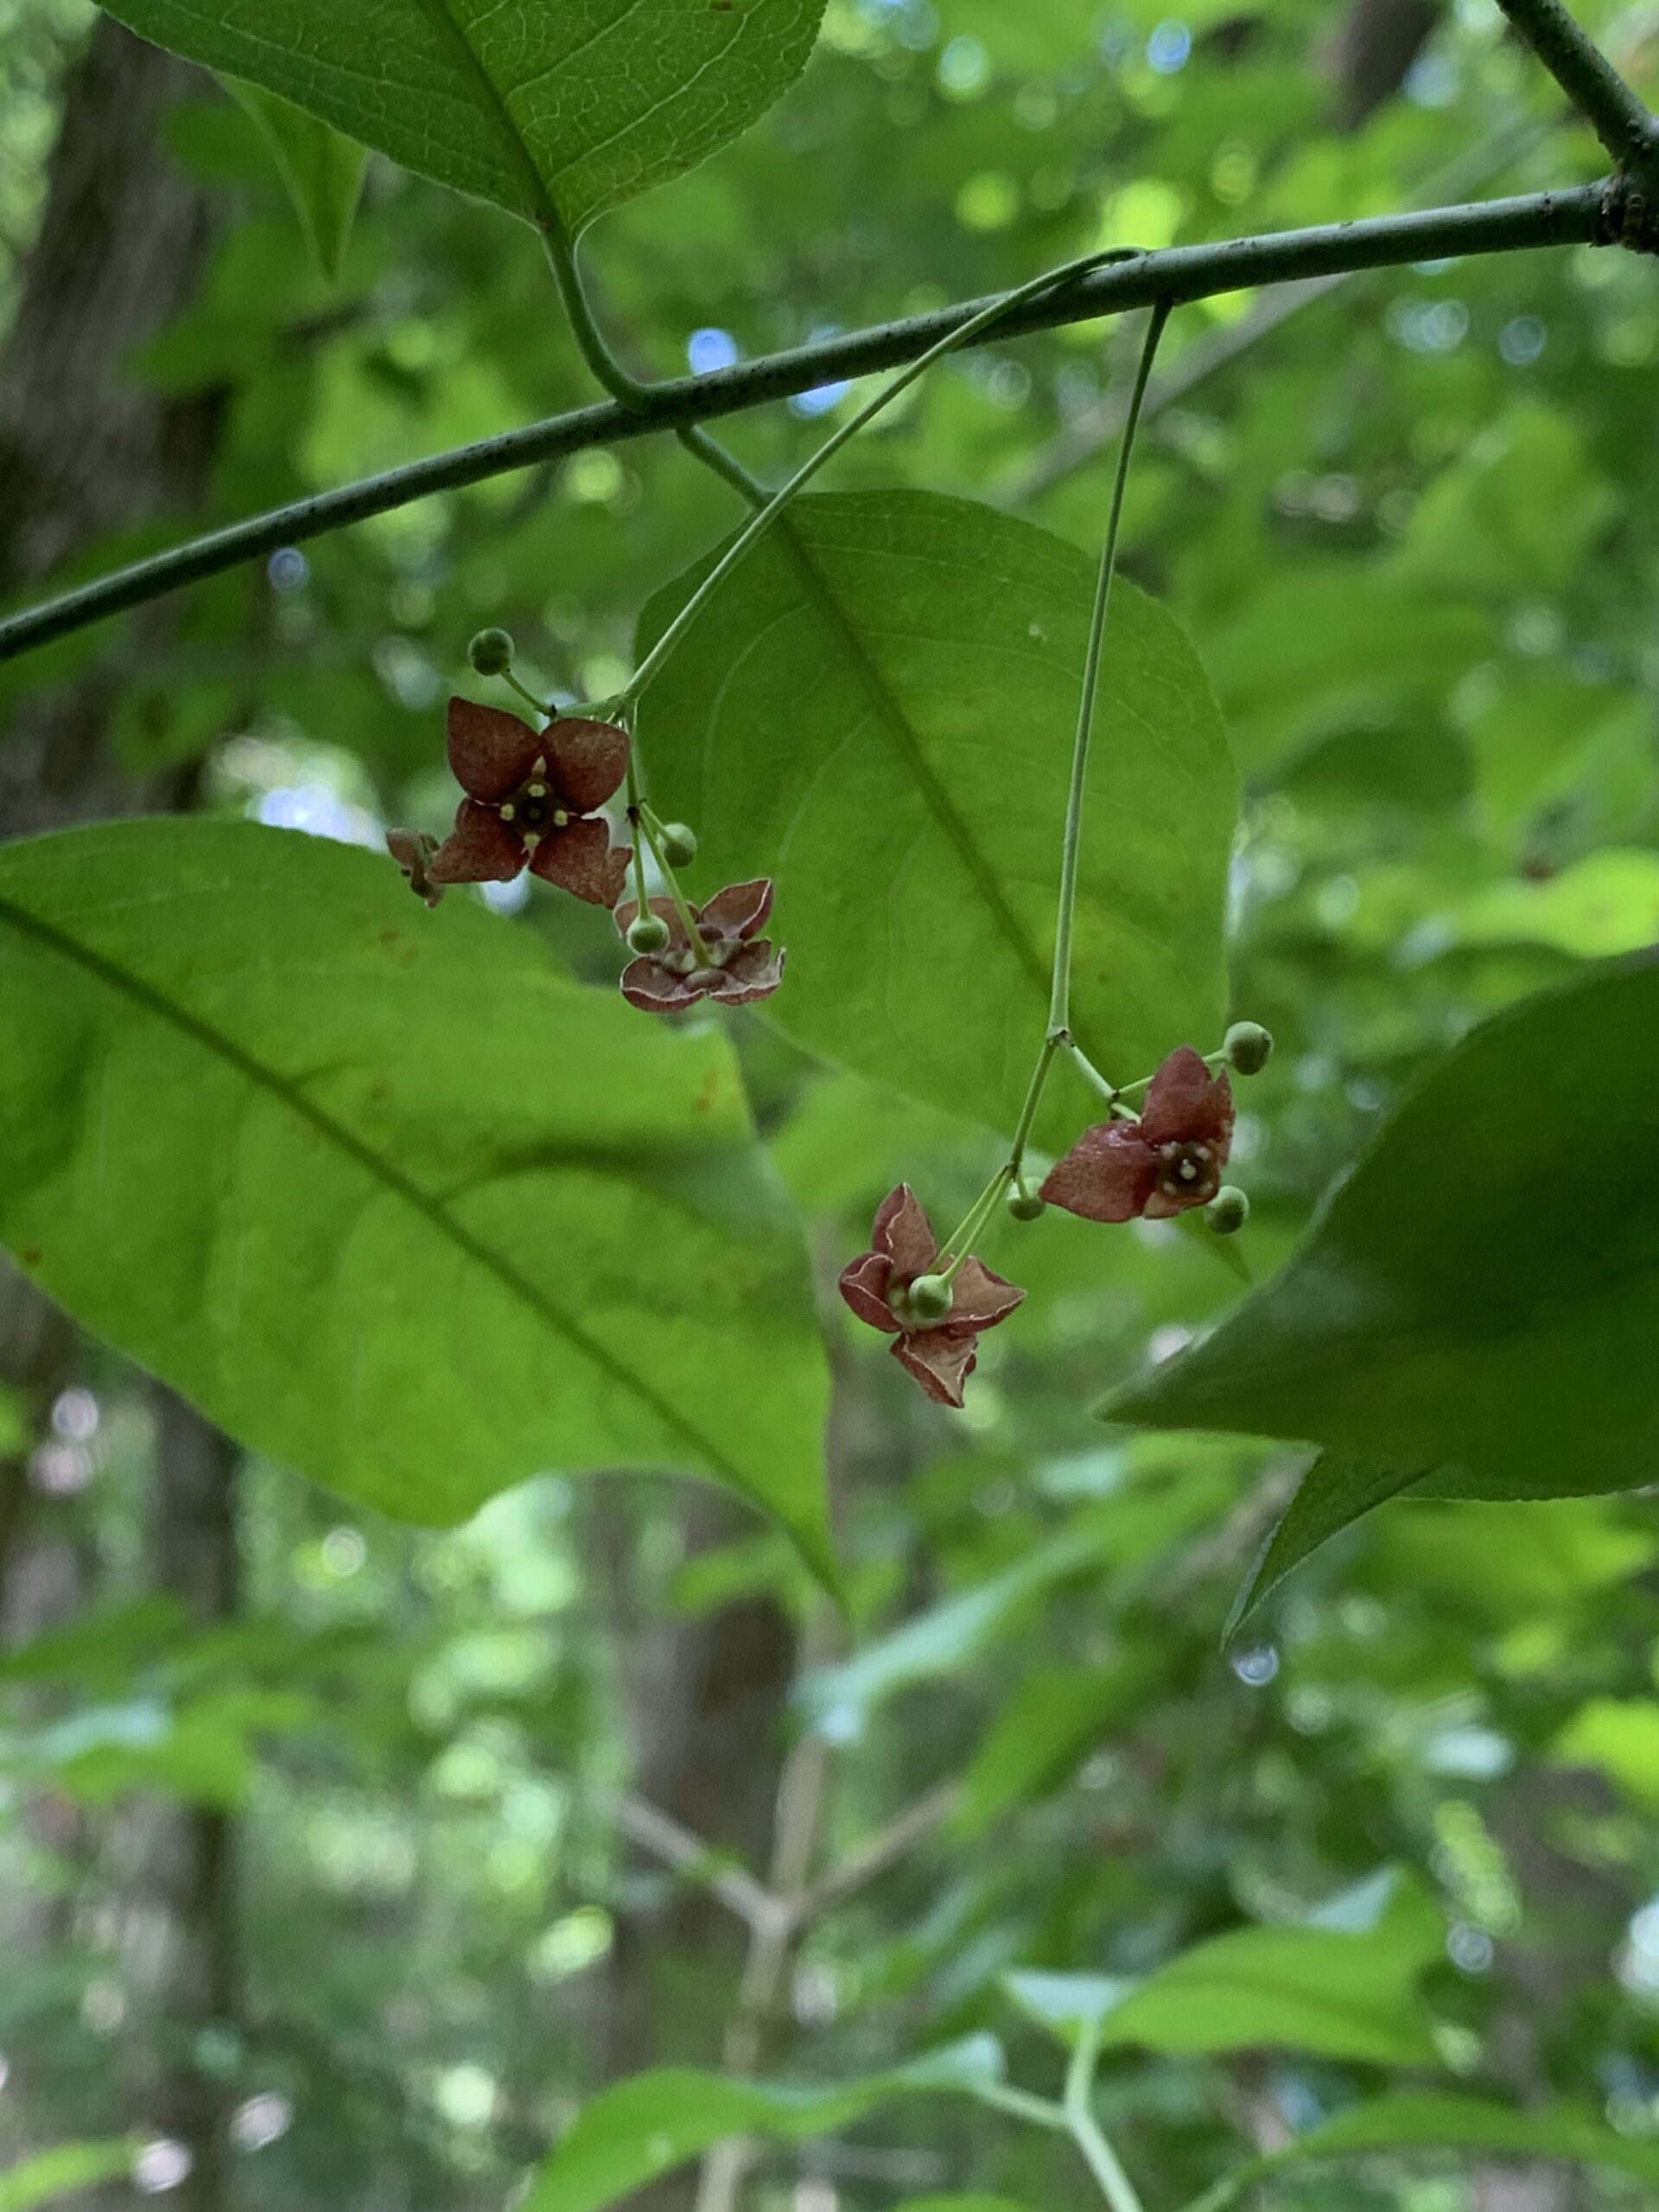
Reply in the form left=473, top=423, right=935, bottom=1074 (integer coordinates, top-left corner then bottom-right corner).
left=905, top=1273, right=954, bottom=1324
left=1007, top=1185, right=1047, bottom=1223
left=658, top=821, right=698, bottom=868
left=1224, top=1020, right=1274, bottom=1077
left=626, top=913, right=672, bottom=956
left=1206, top=1185, right=1250, bottom=1236
left=468, top=626, right=515, bottom=677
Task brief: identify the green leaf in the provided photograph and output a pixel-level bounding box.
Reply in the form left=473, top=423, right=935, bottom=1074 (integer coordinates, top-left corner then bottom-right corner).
left=0, top=823, right=833, bottom=1581
left=1228, top=2093, right=1659, bottom=2195
left=104, top=0, right=825, bottom=233
left=1224, top=1455, right=1431, bottom=1637
left=893, top=2200, right=1032, bottom=2212
left=638, top=491, right=1236, bottom=1143
left=1450, top=849, right=1659, bottom=960
left=521, top=2038, right=1005, bottom=2212
left=1108, top=957, right=1659, bottom=1510
left=1005, top=1869, right=1441, bottom=2063
left=1552, top=1697, right=1659, bottom=1811
left=798, top=1519, right=1116, bottom=1735
left=0, top=1380, right=24, bottom=1457
left=0, top=2144, right=136, bottom=2212
left=1392, top=404, right=1617, bottom=600
left=221, top=76, right=367, bottom=280
left=955, top=1650, right=1166, bottom=1835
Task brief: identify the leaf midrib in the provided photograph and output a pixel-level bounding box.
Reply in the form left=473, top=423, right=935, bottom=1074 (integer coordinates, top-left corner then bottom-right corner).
left=0, top=890, right=750, bottom=1498
left=773, top=514, right=1052, bottom=999
left=408, top=0, right=564, bottom=230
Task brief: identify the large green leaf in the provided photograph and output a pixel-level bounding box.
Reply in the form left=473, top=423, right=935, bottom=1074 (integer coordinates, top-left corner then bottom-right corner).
left=222, top=77, right=368, bottom=280
left=1227, top=2094, right=1659, bottom=2196
left=1005, top=1870, right=1440, bottom=2064
left=0, top=823, right=832, bottom=1578
left=521, top=2038, right=1005, bottom=2212
left=1109, top=957, right=1659, bottom=1509
left=102, top=0, right=824, bottom=232
left=638, top=491, right=1236, bottom=1143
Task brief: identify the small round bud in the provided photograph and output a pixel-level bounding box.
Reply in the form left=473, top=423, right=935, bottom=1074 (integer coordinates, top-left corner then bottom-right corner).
left=626, top=914, right=672, bottom=956
left=1007, top=1185, right=1047, bottom=1223
left=1206, top=1185, right=1250, bottom=1236
left=1224, top=1020, right=1274, bottom=1077
left=468, top=626, right=515, bottom=677
left=905, top=1273, right=954, bottom=1324
left=658, top=822, right=698, bottom=868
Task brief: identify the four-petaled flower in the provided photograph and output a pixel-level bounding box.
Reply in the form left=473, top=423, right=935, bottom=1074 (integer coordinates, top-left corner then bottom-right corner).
left=1041, top=1046, right=1234, bottom=1222
left=615, top=879, right=785, bottom=1014
left=838, top=1185, right=1024, bottom=1407
left=429, top=697, right=632, bottom=906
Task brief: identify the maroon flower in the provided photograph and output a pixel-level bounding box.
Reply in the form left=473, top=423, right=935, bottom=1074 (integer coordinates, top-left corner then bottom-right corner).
left=838, top=1185, right=1024, bottom=1408
left=1041, top=1046, right=1235, bottom=1223
left=615, top=879, right=785, bottom=1014
left=386, top=829, right=443, bottom=909
left=429, top=697, right=632, bottom=906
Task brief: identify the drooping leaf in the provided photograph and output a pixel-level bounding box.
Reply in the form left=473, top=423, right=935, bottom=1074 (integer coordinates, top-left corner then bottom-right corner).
left=1005, top=1869, right=1441, bottom=2063
left=1108, top=957, right=1659, bottom=1512
left=0, top=823, right=833, bottom=1580
left=637, top=491, right=1236, bottom=1145
left=103, top=0, right=825, bottom=233
left=520, top=2038, right=1006, bottom=2212
left=0, top=2145, right=136, bottom=2212
left=1227, top=2093, right=1659, bottom=2195
left=221, top=76, right=368, bottom=280
left=1224, top=1455, right=1430, bottom=1637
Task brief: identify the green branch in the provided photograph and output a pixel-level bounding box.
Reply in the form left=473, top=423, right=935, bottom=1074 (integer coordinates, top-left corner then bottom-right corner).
left=0, top=182, right=1614, bottom=670
left=1495, top=0, right=1657, bottom=168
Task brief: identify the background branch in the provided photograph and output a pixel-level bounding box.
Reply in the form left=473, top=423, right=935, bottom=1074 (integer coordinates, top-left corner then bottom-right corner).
left=1495, top=0, right=1657, bottom=163
left=0, top=182, right=1612, bottom=669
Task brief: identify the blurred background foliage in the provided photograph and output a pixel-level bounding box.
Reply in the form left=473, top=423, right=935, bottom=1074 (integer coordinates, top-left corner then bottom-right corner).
left=4, top=1, right=1659, bottom=2208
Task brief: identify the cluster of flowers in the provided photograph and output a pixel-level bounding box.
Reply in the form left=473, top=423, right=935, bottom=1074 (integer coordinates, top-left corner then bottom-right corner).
left=388, top=634, right=1271, bottom=1416
left=389, top=682, right=783, bottom=1019
left=840, top=1035, right=1267, bottom=1408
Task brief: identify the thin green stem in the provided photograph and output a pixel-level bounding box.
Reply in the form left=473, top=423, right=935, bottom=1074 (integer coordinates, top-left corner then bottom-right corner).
left=1050, top=302, right=1170, bottom=1038
left=968, top=2080, right=1072, bottom=2133
left=1061, top=1037, right=1125, bottom=1113
left=623, top=249, right=1163, bottom=709
left=624, top=763, right=653, bottom=922
left=504, top=668, right=550, bottom=718
left=938, top=1166, right=1014, bottom=1277
left=1064, top=2024, right=1146, bottom=2212
left=639, top=811, right=711, bottom=966
left=677, top=424, right=770, bottom=508
left=1008, top=1034, right=1063, bottom=1174
left=0, top=185, right=1611, bottom=669
left=540, top=219, right=651, bottom=409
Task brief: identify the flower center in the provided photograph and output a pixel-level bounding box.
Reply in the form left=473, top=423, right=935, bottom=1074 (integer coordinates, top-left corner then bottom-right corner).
left=1155, top=1140, right=1220, bottom=1208
left=664, top=937, right=732, bottom=979
left=498, top=767, right=570, bottom=836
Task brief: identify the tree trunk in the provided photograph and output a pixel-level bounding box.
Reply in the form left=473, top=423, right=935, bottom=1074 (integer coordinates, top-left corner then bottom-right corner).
left=117, top=1393, right=243, bottom=2212
left=0, top=19, right=238, bottom=2202
left=598, top=1490, right=798, bottom=2094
